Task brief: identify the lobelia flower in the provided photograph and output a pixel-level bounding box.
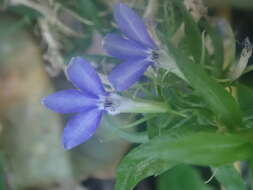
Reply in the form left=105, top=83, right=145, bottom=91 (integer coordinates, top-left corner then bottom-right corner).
left=41, top=57, right=122, bottom=150
left=42, top=57, right=168, bottom=150
left=103, top=3, right=159, bottom=91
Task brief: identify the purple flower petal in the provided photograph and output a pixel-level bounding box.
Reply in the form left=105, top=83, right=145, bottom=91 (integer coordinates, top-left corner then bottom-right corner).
left=63, top=108, right=103, bottom=150
left=41, top=89, right=98, bottom=114
left=114, top=3, right=156, bottom=48
left=109, top=59, right=152, bottom=91
left=67, top=57, right=106, bottom=97
left=103, top=33, right=149, bottom=60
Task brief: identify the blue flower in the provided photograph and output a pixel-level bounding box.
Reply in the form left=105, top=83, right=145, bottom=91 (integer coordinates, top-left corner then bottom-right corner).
left=42, top=57, right=120, bottom=150
left=103, top=3, right=158, bottom=91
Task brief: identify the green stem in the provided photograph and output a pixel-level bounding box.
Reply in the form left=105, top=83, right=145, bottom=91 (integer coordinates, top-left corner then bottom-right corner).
left=118, top=98, right=186, bottom=117
left=104, top=116, right=149, bottom=143
left=119, top=100, right=168, bottom=113
left=119, top=115, right=156, bottom=129
left=112, top=94, right=187, bottom=117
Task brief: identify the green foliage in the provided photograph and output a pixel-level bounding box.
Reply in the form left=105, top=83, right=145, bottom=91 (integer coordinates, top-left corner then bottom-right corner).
left=200, top=19, right=225, bottom=77
left=103, top=115, right=149, bottom=144
left=236, top=84, right=253, bottom=128
left=115, top=132, right=253, bottom=190
left=157, top=0, right=183, bottom=38
left=75, top=0, right=110, bottom=34
left=113, top=1, right=253, bottom=188
left=156, top=0, right=242, bottom=131
left=147, top=113, right=173, bottom=139
left=177, top=3, right=202, bottom=63
left=171, top=47, right=242, bottom=130
left=212, top=165, right=247, bottom=190
left=237, top=84, right=253, bottom=113
left=8, top=5, right=42, bottom=20
left=3, top=0, right=253, bottom=189
left=157, top=165, right=212, bottom=190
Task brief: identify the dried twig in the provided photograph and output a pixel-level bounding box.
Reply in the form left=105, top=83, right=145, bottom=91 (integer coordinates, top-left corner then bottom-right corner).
left=54, top=3, right=94, bottom=26
left=184, top=0, right=207, bottom=21
left=38, top=19, right=65, bottom=76
left=144, top=0, right=158, bottom=19
left=9, top=0, right=84, bottom=37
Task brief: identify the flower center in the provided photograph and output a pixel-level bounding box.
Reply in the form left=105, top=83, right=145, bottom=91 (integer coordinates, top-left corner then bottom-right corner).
left=97, top=94, right=120, bottom=115
left=151, top=50, right=159, bottom=61
left=147, top=49, right=160, bottom=63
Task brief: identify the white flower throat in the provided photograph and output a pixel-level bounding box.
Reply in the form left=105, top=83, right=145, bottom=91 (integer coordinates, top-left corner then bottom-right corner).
left=97, top=94, right=121, bottom=115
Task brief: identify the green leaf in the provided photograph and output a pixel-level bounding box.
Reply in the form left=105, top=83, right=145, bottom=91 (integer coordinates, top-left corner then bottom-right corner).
left=236, top=84, right=253, bottom=128
left=181, top=14, right=202, bottom=63
left=8, top=5, right=42, bottom=19
left=200, top=19, right=224, bottom=77
left=158, top=0, right=202, bottom=61
left=157, top=0, right=183, bottom=38
left=171, top=0, right=202, bottom=63
left=75, top=0, right=108, bottom=33
left=158, top=165, right=212, bottom=190
left=147, top=113, right=171, bottom=139
left=167, top=44, right=242, bottom=130
left=115, top=132, right=253, bottom=190
left=103, top=115, right=149, bottom=143
left=147, top=114, right=214, bottom=139
left=237, top=84, right=253, bottom=114
left=212, top=165, right=247, bottom=190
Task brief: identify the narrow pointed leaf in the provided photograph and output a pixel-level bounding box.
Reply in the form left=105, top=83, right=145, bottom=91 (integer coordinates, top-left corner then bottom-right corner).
left=212, top=165, right=247, bottom=190
left=167, top=44, right=242, bottom=129
left=115, top=132, right=253, bottom=190
left=200, top=20, right=224, bottom=77
left=75, top=0, right=108, bottom=33
left=158, top=165, right=212, bottom=190
left=181, top=11, right=202, bottom=63
left=172, top=0, right=202, bottom=63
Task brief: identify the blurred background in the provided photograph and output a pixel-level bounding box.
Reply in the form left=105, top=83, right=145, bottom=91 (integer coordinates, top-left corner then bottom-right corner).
left=0, top=0, right=253, bottom=189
